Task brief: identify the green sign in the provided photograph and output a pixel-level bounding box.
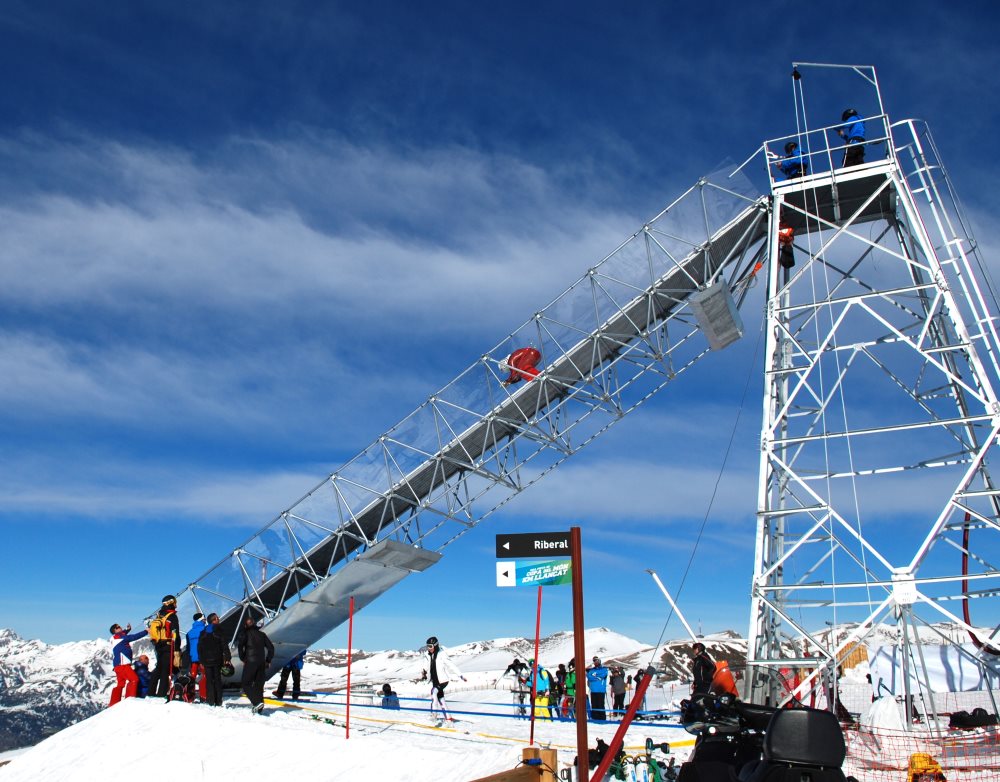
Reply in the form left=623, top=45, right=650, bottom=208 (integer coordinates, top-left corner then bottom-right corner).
left=496, top=558, right=572, bottom=588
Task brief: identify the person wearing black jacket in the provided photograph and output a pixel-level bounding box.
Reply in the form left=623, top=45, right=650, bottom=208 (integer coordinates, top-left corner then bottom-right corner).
left=197, top=613, right=232, bottom=707
left=690, top=642, right=715, bottom=695
left=237, top=615, right=274, bottom=714
left=149, top=595, right=183, bottom=699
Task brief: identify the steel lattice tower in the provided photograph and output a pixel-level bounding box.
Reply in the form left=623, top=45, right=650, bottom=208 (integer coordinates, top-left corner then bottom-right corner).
left=747, top=64, right=1000, bottom=716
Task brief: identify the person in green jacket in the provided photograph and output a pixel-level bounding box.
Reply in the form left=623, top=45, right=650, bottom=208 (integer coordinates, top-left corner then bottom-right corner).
left=561, top=659, right=577, bottom=719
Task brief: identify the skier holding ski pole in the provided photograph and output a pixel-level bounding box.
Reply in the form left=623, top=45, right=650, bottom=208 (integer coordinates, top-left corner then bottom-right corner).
left=425, top=636, right=465, bottom=724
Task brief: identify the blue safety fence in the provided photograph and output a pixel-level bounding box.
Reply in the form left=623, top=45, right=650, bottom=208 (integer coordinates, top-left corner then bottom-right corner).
left=278, top=690, right=681, bottom=727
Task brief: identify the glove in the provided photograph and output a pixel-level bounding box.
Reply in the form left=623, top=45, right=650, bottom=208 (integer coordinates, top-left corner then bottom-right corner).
left=125, top=623, right=131, bottom=632
left=173, top=652, right=182, bottom=668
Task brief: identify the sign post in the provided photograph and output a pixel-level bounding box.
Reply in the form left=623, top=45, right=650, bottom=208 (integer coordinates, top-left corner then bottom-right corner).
left=570, top=526, right=587, bottom=777
left=495, top=529, right=576, bottom=748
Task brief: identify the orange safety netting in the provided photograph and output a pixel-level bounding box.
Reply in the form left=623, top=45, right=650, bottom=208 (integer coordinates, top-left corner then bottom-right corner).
left=843, top=723, right=1000, bottom=782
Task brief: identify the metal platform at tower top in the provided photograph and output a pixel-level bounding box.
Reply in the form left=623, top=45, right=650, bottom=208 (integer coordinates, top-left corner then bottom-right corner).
left=168, top=66, right=1000, bottom=706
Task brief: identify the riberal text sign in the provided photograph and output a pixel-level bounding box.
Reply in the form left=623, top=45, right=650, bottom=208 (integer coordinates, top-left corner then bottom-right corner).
left=495, top=531, right=571, bottom=559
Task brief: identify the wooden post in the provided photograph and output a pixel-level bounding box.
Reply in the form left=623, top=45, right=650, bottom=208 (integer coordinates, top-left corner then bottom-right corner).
left=523, top=747, right=558, bottom=782
left=571, top=526, right=588, bottom=778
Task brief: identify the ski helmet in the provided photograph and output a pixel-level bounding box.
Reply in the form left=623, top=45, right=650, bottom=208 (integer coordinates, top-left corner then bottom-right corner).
left=784, top=141, right=797, bottom=154
left=426, top=636, right=438, bottom=647
left=161, top=594, right=176, bottom=605
left=842, top=108, right=858, bottom=121
left=220, top=662, right=235, bottom=677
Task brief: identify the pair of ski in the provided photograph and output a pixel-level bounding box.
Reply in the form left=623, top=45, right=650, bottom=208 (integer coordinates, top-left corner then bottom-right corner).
left=430, top=709, right=468, bottom=728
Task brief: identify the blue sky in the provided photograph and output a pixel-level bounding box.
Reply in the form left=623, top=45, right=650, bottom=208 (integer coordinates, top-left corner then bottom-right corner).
left=2, top=1, right=1000, bottom=652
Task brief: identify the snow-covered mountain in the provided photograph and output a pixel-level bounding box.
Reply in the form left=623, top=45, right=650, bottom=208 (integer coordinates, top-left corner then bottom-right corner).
left=0, top=629, right=112, bottom=752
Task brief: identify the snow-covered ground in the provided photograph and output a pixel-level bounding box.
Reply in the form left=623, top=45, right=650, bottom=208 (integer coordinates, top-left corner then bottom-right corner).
left=0, top=674, right=692, bottom=781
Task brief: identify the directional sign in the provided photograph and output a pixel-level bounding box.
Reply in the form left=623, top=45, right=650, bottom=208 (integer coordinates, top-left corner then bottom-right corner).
left=495, top=531, right=571, bottom=559
left=496, top=559, right=572, bottom=588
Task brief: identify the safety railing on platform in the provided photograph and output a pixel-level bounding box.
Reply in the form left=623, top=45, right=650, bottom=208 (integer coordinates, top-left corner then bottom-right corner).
left=765, top=113, right=892, bottom=188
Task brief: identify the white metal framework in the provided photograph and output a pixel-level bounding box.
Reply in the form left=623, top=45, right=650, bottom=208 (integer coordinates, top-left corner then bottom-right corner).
left=173, top=169, right=771, bottom=672
left=747, top=65, right=1000, bottom=718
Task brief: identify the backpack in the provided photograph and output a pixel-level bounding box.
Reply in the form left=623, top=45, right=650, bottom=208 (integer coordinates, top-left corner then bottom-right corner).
left=168, top=671, right=196, bottom=703
left=148, top=613, right=173, bottom=643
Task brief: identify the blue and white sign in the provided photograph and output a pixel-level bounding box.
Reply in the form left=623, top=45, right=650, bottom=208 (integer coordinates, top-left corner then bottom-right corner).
left=496, top=558, right=572, bottom=588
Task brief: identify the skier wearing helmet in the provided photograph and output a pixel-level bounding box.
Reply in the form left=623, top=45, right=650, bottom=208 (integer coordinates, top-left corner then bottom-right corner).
left=425, top=636, right=465, bottom=722
left=837, top=108, right=866, bottom=167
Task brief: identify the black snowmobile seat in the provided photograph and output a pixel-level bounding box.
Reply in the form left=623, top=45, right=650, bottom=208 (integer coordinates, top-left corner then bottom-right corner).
left=744, top=708, right=846, bottom=782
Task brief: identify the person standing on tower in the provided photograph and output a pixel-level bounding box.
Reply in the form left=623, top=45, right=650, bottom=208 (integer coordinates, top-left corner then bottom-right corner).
left=837, top=109, right=866, bottom=167
left=425, top=636, right=465, bottom=722
left=774, top=140, right=808, bottom=179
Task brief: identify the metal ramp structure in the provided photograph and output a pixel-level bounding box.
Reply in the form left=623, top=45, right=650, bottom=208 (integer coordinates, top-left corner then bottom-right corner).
left=746, top=64, right=1000, bottom=717
left=174, top=165, right=774, bottom=676
left=171, top=63, right=1000, bottom=709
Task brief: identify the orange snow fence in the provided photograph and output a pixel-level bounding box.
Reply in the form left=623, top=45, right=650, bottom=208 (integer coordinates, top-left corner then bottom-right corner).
left=843, top=723, right=1000, bottom=782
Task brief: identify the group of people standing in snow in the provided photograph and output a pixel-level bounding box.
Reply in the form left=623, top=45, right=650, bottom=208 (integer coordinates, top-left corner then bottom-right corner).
left=500, top=653, right=648, bottom=722
left=107, top=594, right=305, bottom=715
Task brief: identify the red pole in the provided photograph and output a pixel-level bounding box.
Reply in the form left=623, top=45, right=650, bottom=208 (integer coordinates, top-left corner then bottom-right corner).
left=571, top=526, right=588, bottom=777
left=346, top=595, right=354, bottom=739
left=589, top=666, right=656, bottom=782
left=529, top=584, right=543, bottom=745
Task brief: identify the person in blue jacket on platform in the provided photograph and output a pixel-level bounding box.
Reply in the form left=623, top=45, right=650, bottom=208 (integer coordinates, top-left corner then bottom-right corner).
left=775, top=141, right=808, bottom=179
left=586, top=656, right=609, bottom=720
left=837, top=108, right=866, bottom=167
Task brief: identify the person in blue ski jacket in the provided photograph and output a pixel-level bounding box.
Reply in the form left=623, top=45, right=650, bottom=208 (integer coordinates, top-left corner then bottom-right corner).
left=381, top=683, right=401, bottom=709
left=586, top=656, right=609, bottom=720
left=837, top=108, right=866, bottom=167
left=134, top=654, right=151, bottom=697
left=775, top=140, right=808, bottom=179
left=273, top=649, right=306, bottom=700
left=186, top=613, right=208, bottom=701
left=108, top=622, right=148, bottom=706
